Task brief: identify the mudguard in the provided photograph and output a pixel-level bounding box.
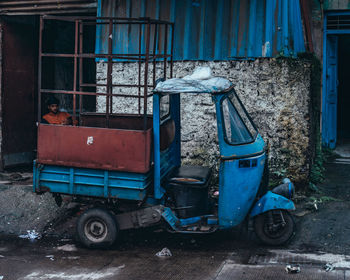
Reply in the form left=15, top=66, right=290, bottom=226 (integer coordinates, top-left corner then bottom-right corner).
left=250, top=191, right=295, bottom=217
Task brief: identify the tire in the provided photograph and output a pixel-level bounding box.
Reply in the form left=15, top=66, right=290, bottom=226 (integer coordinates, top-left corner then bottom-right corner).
left=254, top=210, right=295, bottom=246
left=76, top=208, right=118, bottom=249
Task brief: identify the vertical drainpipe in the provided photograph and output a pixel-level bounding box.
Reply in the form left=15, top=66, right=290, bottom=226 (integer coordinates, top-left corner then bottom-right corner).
left=282, top=0, right=289, bottom=56
left=153, top=93, right=162, bottom=199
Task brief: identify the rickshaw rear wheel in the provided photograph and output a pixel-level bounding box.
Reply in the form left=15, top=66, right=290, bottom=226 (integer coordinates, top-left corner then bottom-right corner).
left=254, top=210, right=295, bottom=246
left=76, top=207, right=118, bottom=249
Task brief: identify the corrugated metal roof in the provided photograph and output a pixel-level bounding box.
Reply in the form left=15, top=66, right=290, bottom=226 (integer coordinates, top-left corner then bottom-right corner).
left=96, top=0, right=305, bottom=60
left=0, top=0, right=97, bottom=15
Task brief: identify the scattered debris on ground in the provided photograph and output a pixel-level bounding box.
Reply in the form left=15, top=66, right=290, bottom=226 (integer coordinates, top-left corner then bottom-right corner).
left=19, top=230, right=41, bottom=241
left=285, top=264, right=301, bottom=274
left=324, top=263, right=335, bottom=272
left=45, top=255, right=55, bottom=261
left=294, top=210, right=311, bottom=217
left=155, top=247, right=172, bottom=257
left=62, top=256, right=80, bottom=260
left=56, top=244, right=77, bottom=252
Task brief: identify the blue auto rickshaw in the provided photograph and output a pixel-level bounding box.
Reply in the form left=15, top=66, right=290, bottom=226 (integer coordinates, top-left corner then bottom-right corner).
left=33, top=16, right=295, bottom=249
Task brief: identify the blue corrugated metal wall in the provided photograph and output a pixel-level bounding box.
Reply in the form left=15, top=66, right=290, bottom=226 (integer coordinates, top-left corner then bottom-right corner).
left=96, top=0, right=305, bottom=60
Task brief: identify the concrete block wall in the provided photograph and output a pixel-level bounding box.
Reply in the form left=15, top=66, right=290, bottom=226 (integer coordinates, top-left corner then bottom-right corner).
left=96, top=58, right=312, bottom=185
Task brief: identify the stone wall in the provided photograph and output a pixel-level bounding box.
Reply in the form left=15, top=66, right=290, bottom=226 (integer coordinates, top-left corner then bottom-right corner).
left=96, top=58, right=312, bottom=186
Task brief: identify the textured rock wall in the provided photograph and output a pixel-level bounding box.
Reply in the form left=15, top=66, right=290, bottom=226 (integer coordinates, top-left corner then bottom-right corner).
left=96, top=59, right=312, bottom=185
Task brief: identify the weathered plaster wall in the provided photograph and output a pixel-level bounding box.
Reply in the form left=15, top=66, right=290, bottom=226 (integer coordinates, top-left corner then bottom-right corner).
left=96, top=59, right=312, bottom=185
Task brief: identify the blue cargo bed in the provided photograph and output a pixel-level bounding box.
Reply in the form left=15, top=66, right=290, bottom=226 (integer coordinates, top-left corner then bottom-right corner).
left=33, top=161, right=152, bottom=201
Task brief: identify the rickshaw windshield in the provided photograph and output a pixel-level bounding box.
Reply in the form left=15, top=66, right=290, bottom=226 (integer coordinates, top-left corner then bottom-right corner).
left=221, top=92, right=258, bottom=145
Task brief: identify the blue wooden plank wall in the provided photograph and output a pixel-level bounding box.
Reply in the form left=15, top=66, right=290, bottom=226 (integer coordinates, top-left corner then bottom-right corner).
left=96, top=0, right=305, bottom=60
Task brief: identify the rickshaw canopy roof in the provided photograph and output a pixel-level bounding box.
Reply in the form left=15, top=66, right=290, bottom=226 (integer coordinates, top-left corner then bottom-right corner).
left=153, top=67, right=232, bottom=94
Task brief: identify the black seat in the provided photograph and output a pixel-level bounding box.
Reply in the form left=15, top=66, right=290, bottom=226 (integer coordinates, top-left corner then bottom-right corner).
left=167, top=165, right=212, bottom=187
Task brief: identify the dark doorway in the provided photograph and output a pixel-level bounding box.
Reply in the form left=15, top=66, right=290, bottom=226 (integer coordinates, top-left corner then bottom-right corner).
left=337, top=35, right=350, bottom=141
left=0, top=16, right=38, bottom=168
left=0, top=15, right=96, bottom=169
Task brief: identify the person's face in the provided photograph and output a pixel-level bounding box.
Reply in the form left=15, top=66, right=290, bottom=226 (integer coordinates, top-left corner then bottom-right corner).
left=48, top=104, right=59, bottom=114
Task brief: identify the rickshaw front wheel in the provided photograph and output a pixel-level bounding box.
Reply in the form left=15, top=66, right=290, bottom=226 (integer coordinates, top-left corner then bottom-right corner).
left=76, top=207, right=118, bottom=249
left=254, top=210, right=295, bottom=246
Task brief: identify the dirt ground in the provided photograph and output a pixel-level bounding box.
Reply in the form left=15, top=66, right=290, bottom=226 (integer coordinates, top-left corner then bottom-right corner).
left=0, top=160, right=349, bottom=255
left=289, top=161, right=350, bottom=255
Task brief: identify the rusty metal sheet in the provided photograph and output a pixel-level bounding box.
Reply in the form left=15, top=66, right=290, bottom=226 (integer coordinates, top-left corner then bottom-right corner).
left=37, top=124, right=152, bottom=173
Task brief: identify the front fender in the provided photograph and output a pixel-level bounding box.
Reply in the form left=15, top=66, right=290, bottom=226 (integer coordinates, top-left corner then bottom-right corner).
left=250, top=191, right=295, bottom=217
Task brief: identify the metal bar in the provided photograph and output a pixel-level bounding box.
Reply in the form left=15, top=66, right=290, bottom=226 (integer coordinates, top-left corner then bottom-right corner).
left=143, top=22, right=151, bottom=130
left=138, top=23, right=142, bottom=114
left=81, top=83, right=155, bottom=88
left=72, top=19, right=78, bottom=125
left=40, top=89, right=153, bottom=98
left=42, top=15, right=172, bottom=24
left=106, top=18, right=113, bottom=127
left=37, top=16, right=174, bottom=131
left=41, top=89, right=153, bottom=98
left=0, top=0, right=95, bottom=6
left=152, top=23, right=158, bottom=87
left=79, top=20, right=83, bottom=125
left=38, top=16, right=43, bottom=122
left=163, top=24, right=168, bottom=80
left=153, top=93, right=161, bottom=199
left=41, top=53, right=172, bottom=59
left=0, top=9, right=96, bottom=16
left=40, top=89, right=108, bottom=96
left=104, top=170, right=109, bottom=197
left=321, top=14, right=327, bottom=146
left=0, top=3, right=97, bottom=12
left=170, top=24, right=174, bottom=78
left=69, top=168, right=74, bottom=195
left=326, top=11, right=350, bottom=16
left=325, top=29, right=350, bottom=34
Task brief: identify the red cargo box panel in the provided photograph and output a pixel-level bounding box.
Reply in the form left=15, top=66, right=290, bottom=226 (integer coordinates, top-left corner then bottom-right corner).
left=37, top=124, right=152, bottom=173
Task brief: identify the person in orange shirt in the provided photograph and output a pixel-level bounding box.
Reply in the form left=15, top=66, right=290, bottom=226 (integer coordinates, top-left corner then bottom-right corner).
left=42, top=96, right=72, bottom=125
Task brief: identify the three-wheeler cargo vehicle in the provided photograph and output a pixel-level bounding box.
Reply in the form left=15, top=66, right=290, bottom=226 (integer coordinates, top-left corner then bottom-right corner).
left=34, top=16, right=296, bottom=248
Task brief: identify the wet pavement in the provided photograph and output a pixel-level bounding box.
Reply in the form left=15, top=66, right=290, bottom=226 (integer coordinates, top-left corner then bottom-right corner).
left=1, top=149, right=350, bottom=279
left=1, top=230, right=350, bottom=280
